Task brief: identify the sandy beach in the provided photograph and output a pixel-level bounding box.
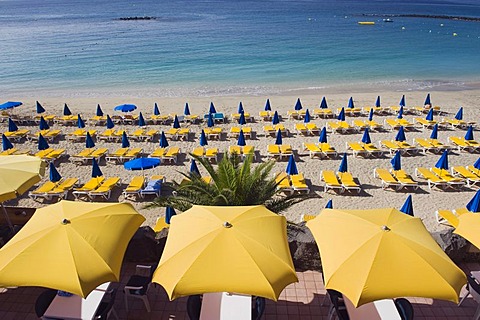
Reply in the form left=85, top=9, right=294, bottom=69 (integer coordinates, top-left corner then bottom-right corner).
left=3, top=88, right=480, bottom=233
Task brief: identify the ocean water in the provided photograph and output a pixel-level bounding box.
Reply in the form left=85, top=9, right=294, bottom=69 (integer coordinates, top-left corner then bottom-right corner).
left=1, top=0, right=480, bottom=96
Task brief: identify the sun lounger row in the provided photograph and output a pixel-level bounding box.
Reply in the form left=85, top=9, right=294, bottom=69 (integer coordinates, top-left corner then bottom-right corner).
left=275, top=172, right=310, bottom=194
left=106, top=148, right=143, bottom=164
left=415, top=167, right=465, bottom=190
left=123, top=175, right=164, bottom=200
left=149, top=146, right=181, bottom=164
left=228, top=145, right=255, bottom=161
left=373, top=168, right=419, bottom=191
left=303, top=142, right=337, bottom=159
left=72, top=177, right=121, bottom=200
left=29, top=178, right=79, bottom=201
left=346, top=142, right=383, bottom=158
left=451, top=166, right=480, bottom=187
left=320, top=170, right=361, bottom=194
left=380, top=140, right=418, bottom=156
left=267, top=144, right=293, bottom=160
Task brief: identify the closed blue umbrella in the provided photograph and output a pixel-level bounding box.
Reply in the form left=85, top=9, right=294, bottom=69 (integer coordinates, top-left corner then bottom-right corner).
left=319, top=127, right=327, bottom=143
left=106, top=115, right=114, bottom=129
left=455, top=107, right=463, bottom=121
left=124, top=157, right=161, bottom=171
left=424, top=93, right=431, bottom=106
left=294, top=98, right=302, bottom=111
left=325, top=199, right=333, bottom=209
left=435, top=150, right=449, bottom=170
left=184, top=103, right=191, bottom=116
left=375, top=96, right=381, bottom=107
left=8, top=118, right=18, bottom=132
left=395, top=126, right=406, bottom=142
left=207, top=113, right=214, bottom=127
left=138, top=112, right=146, bottom=127
left=399, top=95, right=405, bottom=107
left=397, top=106, right=404, bottom=119
left=238, top=112, right=246, bottom=125
left=199, top=130, right=208, bottom=146
left=391, top=151, right=401, bottom=171
left=237, top=130, right=246, bottom=146
left=209, top=102, right=216, bottom=114
left=337, top=107, right=345, bottom=121
left=165, top=207, right=176, bottom=224
left=91, top=158, right=103, bottom=178
left=36, top=101, right=45, bottom=114
left=338, top=153, right=348, bottom=173
left=85, top=132, right=95, bottom=148
left=430, top=124, right=438, bottom=140
left=63, top=104, right=72, bottom=116
left=154, top=103, right=160, bottom=116
left=2, top=134, right=13, bottom=151
left=426, top=108, right=434, bottom=121
left=272, top=111, right=280, bottom=125
left=159, top=131, right=169, bottom=148
left=77, top=114, right=85, bottom=128
left=38, top=133, right=49, bottom=151
left=238, top=102, right=244, bottom=114
left=49, top=162, right=62, bottom=183
left=400, top=195, right=414, bottom=216
left=368, top=108, right=374, bottom=121
left=285, top=155, right=298, bottom=175
left=466, top=190, right=480, bottom=213
left=173, top=115, right=181, bottom=129
left=474, top=158, right=480, bottom=170
left=361, top=128, right=371, bottom=144
left=304, top=109, right=311, bottom=123
left=114, top=104, right=137, bottom=112
left=121, top=131, right=130, bottom=148
left=320, top=97, right=328, bottom=109
left=190, top=159, right=200, bottom=175
left=96, top=104, right=104, bottom=117
left=465, top=126, right=474, bottom=141
left=265, top=99, right=272, bottom=111
left=275, top=129, right=283, bottom=145
left=39, top=116, right=50, bottom=130
left=347, top=97, right=354, bottom=109
left=0, top=101, right=22, bottom=110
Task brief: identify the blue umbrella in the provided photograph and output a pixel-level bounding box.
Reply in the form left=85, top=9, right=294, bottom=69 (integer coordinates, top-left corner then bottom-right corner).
left=209, top=102, right=216, bottom=114
left=63, top=104, right=72, bottom=116
left=391, top=151, right=401, bottom=171
left=397, top=106, right=404, bottom=119
left=320, top=97, right=328, bottom=109
left=38, top=133, right=49, bottom=150
left=173, top=115, right=181, bottom=129
left=285, top=155, right=298, bottom=175
left=165, top=207, right=176, bottom=224
left=272, top=111, right=280, bottom=125
left=304, top=109, right=311, bottom=123
left=265, top=99, right=272, bottom=111
left=121, top=131, right=130, bottom=148
left=375, top=96, right=381, bottom=107
left=138, top=112, right=146, bottom=127
left=159, top=131, right=169, bottom=148
left=106, top=115, right=115, bottom=129
left=347, top=97, right=354, bottom=109
left=77, top=114, right=85, bottom=128
left=465, top=126, right=474, bottom=141
left=0, top=101, right=22, bottom=110
left=294, top=98, right=302, bottom=111
left=275, top=129, right=283, bottom=145
left=424, top=93, right=431, bottom=106
left=430, top=124, right=438, bottom=140
left=474, top=158, right=480, bottom=170
left=455, top=107, right=463, bottom=121
left=49, top=162, right=62, bottom=183
left=39, top=116, right=50, bottom=130
left=361, top=128, right=371, bottom=144
left=91, top=158, right=103, bottom=178
left=114, top=104, right=137, bottom=112
left=96, top=104, right=104, bottom=117
left=86, top=131, right=95, bottom=148
left=8, top=118, right=18, bottom=132
left=435, top=150, right=449, bottom=170
left=124, top=157, right=161, bottom=171
left=154, top=103, right=160, bottom=116
left=425, top=108, right=434, bottom=121
left=237, top=130, right=246, bottom=146
left=207, top=113, right=214, bottom=127
left=238, top=112, right=246, bottom=125
left=190, top=159, right=200, bottom=175
left=467, top=190, right=480, bottom=213
left=2, top=134, right=13, bottom=151
left=400, top=195, right=414, bottom=216
left=337, top=107, right=345, bottom=121
left=395, top=126, right=406, bottom=142
left=238, top=102, right=244, bottom=114
left=199, top=130, right=208, bottom=146
left=399, top=95, right=405, bottom=107
left=325, top=199, right=333, bottom=209
left=36, top=101, right=45, bottom=114
left=338, top=153, right=348, bottom=173
left=319, top=127, right=327, bottom=143
left=368, top=108, right=374, bottom=121
left=184, top=103, right=191, bottom=116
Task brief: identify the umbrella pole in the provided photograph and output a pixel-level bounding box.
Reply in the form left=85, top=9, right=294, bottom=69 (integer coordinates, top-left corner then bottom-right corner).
left=1, top=203, right=14, bottom=233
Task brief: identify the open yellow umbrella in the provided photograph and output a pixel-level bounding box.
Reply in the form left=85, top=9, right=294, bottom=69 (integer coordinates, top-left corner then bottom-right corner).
left=454, top=212, right=480, bottom=249
left=0, top=200, right=145, bottom=297
left=307, top=208, right=466, bottom=307
left=152, top=205, right=298, bottom=301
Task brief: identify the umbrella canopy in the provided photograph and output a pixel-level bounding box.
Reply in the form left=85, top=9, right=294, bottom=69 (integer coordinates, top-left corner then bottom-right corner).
left=39, top=116, right=50, bottom=130
left=190, top=159, right=200, bottom=175
left=304, top=109, right=311, bottom=123
left=96, top=104, right=104, bottom=117
left=425, top=93, right=431, bottom=106
left=36, top=101, right=45, bottom=114
left=121, top=131, right=130, bottom=148
left=0, top=200, right=145, bottom=297
left=165, top=207, right=176, bottom=224
left=325, top=199, right=333, bottom=209
left=63, top=104, right=72, bottom=116
left=138, top=112, right=146, bottom=127
left=430, top=124, right=438, bottom=140
left=152, top=205, right=297, bottom=300
left=455, top=107, right=463, bottom=121
left=400, top=195, right=414, bottom=216
left=265, top=99, right=272, bottom=111
left=465, top=126, right=474, bottom=141
left=49, top=162, right=62, bottom=183
left=173, top=115, right=181, bottom=129
left=38, top=134, right=50, bottom=151
left=338, top=153, right=348, bottom=173
left=2, top=134, right=13, bottom=151
left=184, top=103, right=190, bottom=116
left=395, top=126, right=406, bottom=142
left=207, top=113, right=214, bottom=127
left=319, top=127, right=327, bottom=143
left=399, top=95, right=406, bottom=107
left=77, top=114, right=85, bottom=128
left=209, top=102, right=216, bottom=114
left=91, top=158, right=103, bottom=178
left=347, top=97, right=354, bottom=109
left=391, top=151, right=401, bottom=171
left=397, top=106, right=404, bottom=119
left=272, top=111, right=280, bottom=125
left=337, top=108, right=345, bottom=121
left=114, top=104, right=137, bottom=112
left=474, top=158, right=480, bottom=170
left=435, top=150, right=449, bottom=170
left=85, top=132, right=95, bottom=148
left=294, top=98, right=302, bottom=111
left=375, top=96, right=381, bottom=107
left=199, top=130, right=208, bottom=147
left=154, top=103, right=160, bottom=116
left=8, top=118, right=18, bottom=132
left=307, top=207, right=466, bottom=307
left=106, top=115, right=115, bottom=129
left=361, top=128, right=371, bottom=144
left=466, top=190, right=480, bottom=213
left=285, top=155, right=298, bottom=175
left=320, top=97, right=328, bottom=109
left=368, top=108, right=374, bottom=121
left=124, top=157, right=161, bottom=171
left=275, top=129, right=283, bottom=145
left=238, top=102, right=244, bottom=114
left=426, top=108, right=434, bottom=121
left=238, top=112, right=246, bottom=125
left=0, top=101, right=22, bottom=110
left=159, top=131, right=169, bottom=148
left=237, top=130, right=246, bottom=146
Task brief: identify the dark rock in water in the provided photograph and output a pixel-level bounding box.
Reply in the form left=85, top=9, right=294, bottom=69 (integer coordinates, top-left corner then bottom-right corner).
left=125, top=226, right=162, bottom=262
left=287, top=223, right=321, bottom=272
left=115, top=16, right=157, bottom=21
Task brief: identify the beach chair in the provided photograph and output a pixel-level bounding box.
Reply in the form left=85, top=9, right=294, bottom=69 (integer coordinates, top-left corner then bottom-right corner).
left=301, top=214, right=317, bottom=222
left=90, top=115, right=107, bottom=125
left=352, top=119, right=368, bottom=131
left=204, top=128, right=222, bottom=140
left=414, top=167, right=449, bottom=190
left=123, top=176, right=146, bottom=201
left=4, top=129, right=30, bottom=142
left=106, top=147, right=129, bottom=164
left=130, top=129, right=146, bottom=141
left=98, top=129, right=116, bottom=142
left=258, top=111, right=274, bottom=121
left=0, top=147, right=31, bottom=156
left=205, top=148, right=219, bottom=163
left=34, top=148, right=54, bottom=159
left=140, top=176, right=163, bottom=198
left=385, top=118, right=415, bottom=131
left=161, top=146, right=180, bottom=164
left=280, top=145, right=293, bottom=159
left=231, top=112, right=252, bottom=122
left=290, top=173, right=310, bottom=193
left=42, top=129, right=62, bottom=142
left=111, top=130, right=126, bottom=142
left=414, top=118, right=437, bottom=130
left=184, top=114, right=199, bottom=124
left=380, top=140, right=405, bottom=156
left=306, top=123, right=320, bottom=135
left=395, top=141, right=418, bottom=155
left=122, top=148, right=143, bottom=161
left=326, top=121, right=353, bottom=134
left=229, top=127, right=252, bottom=139
left=303, top=143, right=322, bottom=159
left=430, top=167, right=465, bottom=188
left=347, top=142, right=368, bottom=158
left=191, top=147, right=205, bottom=158
left=295, top=123, right=309, bottom=136
left=414, top=138, right=439, bottom=154
left=267, top=145, right=281, bottom=159
left=449, top=136, right=480, bottom=153
left=66, top=129, right=97, bottom=142
left=43, top=148, right=66, bottom=163
left=362, top=143, right=384, bottom=157
left=150, top=114, right=170, bottom=125
left=177, top=128, right=190, bottom=141
left=88, top=177, right=121, bottom=200
left=89, top=148, right=108, bottom=161
left=287, top=110, right=301, bottom=120
left=263, top=125, right=286, bottom=136
left=428, top=138, right=453, bottom=151
left=28, top=181, right=58, bottom=201
left=71, top=148, right=94, bottom=162
left=452, top=166, right=480, bottom=187
left=363, top=106, right=386, bottom=116
left=54, top=115, right=77, bottom=126
left=319, top=143, right=337, bottom=158
left=45, top=178, right=79, bottom=200
left=338, top=107, right=362, bottom=117
left=373, top=168, right=401, bottom=190
left=72, top=177, right=105, bottom=200
left=435, top=209, right=460, bottom=227
left=321, top=170, right=344, bottom=193
left=313, top=108, right=333, bottom=118
left=337, top=172, right=361, bottom=193
left=149, top=147, right=167, bottom=159
left=275, top=172, right=293, bottom=194
left=391, top=169, right=419, bottom=190
left=366, top=119, right=384, bottom=131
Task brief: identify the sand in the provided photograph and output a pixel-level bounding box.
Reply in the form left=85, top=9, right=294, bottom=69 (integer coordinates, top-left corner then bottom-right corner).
left=2, top=88, right=480, bottom=233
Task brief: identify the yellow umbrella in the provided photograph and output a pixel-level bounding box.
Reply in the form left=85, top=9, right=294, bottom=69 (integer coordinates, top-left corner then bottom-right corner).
left=307, top=208, right=466, bottom=307
left=0, top=200, right=145, bottom=297
left=152, top=205, right=298, bottom=301
left=0, top=155, right=46, bottom=230
left=454, top=212, right=480, bottom=249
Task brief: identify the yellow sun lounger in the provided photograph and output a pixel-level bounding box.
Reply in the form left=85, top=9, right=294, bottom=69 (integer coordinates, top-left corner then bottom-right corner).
left=414, top=167, right=449, bottom=190
left=106, top=147, right=129, bottom=163
left=150, top=114, right=170, bottom=124
left=88, top=177, right=121, bottom=200
left=280, top=145, right=293, bottom=158
left=337, top=172, right=361, bottom=193
left=45, top=178, right=79, bottom=200
left=321, top=170, right=343, bottom=193
left=0, top=147, right=31, bottom=156
left=97, top=129, right=116, bottom=141
left=430, top=167, right=465, bottom=188
left=451, top=166, right=480, bottom=187
left=373, top=168, right=401, bottom=190
left=301, top=214, right=317, bottom=222
left=319, top=143, right=337, bottom=158
left=326, top=121, right=353, bottom=134
left=391, top=169, right=419, bottom=190
left=205, top=148, right=219, bottom=163
left=290, top=173, right=310, bottom=193
left=435, top=209, right=462, bottom=227
left=123, top=176, right=146, bottom=201
left=267, top=145, right=281, bottom=159
left=4, top=129, right=30, bottom=141
left=449, top=136, right=480, bottom=153
left=28, top=181, right=58, bottom=200
left=72, top=148, right=108, bottom=164
left=263, top=124, right=286, bottom=136
left=347, top=142, right=368, bottom=158
left=90, top=115, right=107, bottom=125
left=72, top=177, right=105, bottom=200
left=303, top=143, right=322, bottom=159
left=275, top=172, right=293, bottom=194
left=229, top=127, right=252, bottom=139
left=43, top=148, right=66, bottom=162
left=259, top=111, right=274, bottom=121
left=204, top=128, right=222, bottom=140
left=312, top=108, right=333, bottom=118
left=295, top=123, right=309, bottom=136
left=66, top=129, right=97, bottom=142
left=306, top=123, right=320, bottom=135
left=414, top=118, right=438, bottom=130
left=122, top=148, right=143, bottom=161
left=161, top=146, right=180, bottom=164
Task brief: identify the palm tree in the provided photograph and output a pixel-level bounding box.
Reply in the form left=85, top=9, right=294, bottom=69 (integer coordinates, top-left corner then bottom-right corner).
left=147, top=153, right=314, bottom=213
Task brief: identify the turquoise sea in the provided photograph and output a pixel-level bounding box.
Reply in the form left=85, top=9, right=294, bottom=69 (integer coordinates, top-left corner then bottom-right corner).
left=1, top=0, right=480, bottom=96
